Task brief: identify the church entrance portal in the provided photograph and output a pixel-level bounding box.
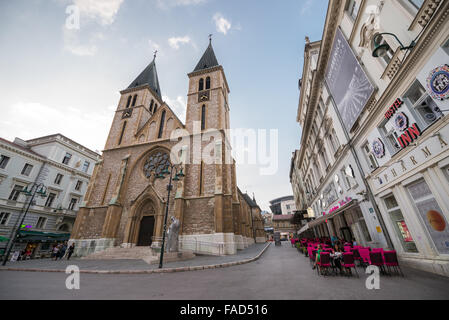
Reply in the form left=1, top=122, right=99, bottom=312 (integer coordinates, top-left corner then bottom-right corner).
left=137, top=216, right=155, bottom=246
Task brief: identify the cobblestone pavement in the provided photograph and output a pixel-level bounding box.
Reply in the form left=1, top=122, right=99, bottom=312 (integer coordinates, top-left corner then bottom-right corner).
left=0, top=243, right=268, bottom=271
left=1, top=242, right=449, bottom=300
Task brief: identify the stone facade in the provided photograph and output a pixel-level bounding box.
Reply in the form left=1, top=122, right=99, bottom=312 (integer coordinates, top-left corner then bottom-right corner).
left=70, top=44, right=264, bottom=256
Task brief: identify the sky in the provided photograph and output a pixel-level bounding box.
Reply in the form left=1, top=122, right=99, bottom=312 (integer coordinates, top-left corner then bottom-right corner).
left=0, top=0, right=328, bottom=211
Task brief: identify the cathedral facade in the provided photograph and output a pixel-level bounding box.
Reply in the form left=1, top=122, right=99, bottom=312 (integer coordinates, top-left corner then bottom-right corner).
left=70, top=42, right=265, bottom=256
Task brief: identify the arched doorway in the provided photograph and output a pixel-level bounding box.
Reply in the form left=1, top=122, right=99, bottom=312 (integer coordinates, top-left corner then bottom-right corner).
left=136, top=199, right=156, bottom=246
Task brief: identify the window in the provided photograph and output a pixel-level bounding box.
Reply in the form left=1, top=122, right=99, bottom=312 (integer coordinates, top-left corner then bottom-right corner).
left=206, top=77, right=211, bottom=90
left=62, top=152, right=72, bottom=165
left=407, top=0, right=424, bottom=9
left=158, top=110, right=166, bottom=139
left=345, top=0, right=360, bottom=20
left=82, top=161, right=90, bottom=173
left=407, top=179, right=449, bottom=254
left=341, top=167, right=351, bottom=190
left=132, top=94, right=138, bottom=107
left=149, top=100, right=154, bottom=113
left=199, top=78, right=204, bottom=91
left=384, top=195, right=418, bottom=252
left=403, top=80, right=443, bottom=130
left=8, top=185, right=23, bottom=201
left=0, top=155, right=10, bottom=169
left=0, top=212, right=10, bottom=225
left=36, top=217, right=47, bottom=229
left=68, top=198, right=78, bottom=211
left=286, top=205, right=291, bottom=210
left=362, top=141, right=378, bottom=171
left=75, top=180, right=83, bottom=191
left=379, top=118, right=402, bottom=155
left=45, top=193, right=56, bottom=208
left=153, top=104, right=157, bottom=113
left=118, top=121, right=127, bottom=145
left=21, top=163, right=33, bottom=176
left=54, top=173, right=63, bottom=185
left=201, top=105, right=206, bottom=130
left=442, top=38, right=449, bottom=56
left=126, top=96, right=132, bottom=108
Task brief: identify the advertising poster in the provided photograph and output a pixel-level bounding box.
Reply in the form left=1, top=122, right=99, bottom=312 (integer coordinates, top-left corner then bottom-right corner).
left=325, top=28, right=375, bottom=132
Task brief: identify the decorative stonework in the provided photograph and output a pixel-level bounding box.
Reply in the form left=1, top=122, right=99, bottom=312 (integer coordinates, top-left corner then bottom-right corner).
left=409, top=0, right=442, bottom=31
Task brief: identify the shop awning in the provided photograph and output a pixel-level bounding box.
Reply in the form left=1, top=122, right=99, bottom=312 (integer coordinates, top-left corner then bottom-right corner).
left=298, top=223, right=309, bottom=234
left=17, top=230, right=70, bottom=242
left=308, top=200, right=358, bottom=229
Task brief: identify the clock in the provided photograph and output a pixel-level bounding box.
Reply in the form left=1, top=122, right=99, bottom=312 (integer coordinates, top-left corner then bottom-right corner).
left=122, top=108, right=133, bottom=119
left=198, top=90, right=210, bottom=102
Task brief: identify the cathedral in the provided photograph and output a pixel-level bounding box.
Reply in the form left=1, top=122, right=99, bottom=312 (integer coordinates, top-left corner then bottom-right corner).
left=70, top=41, right=266, bottom=257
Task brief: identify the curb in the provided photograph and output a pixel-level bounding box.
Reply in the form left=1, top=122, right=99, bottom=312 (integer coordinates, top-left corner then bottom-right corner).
left=0, top=242, right=271, bottom=275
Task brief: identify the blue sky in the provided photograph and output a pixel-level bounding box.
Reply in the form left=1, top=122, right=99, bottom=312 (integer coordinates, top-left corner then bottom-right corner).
left=0, top=0, right=328, bottom=211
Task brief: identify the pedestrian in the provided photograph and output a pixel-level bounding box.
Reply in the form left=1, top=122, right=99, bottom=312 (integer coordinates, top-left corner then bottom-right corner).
left=53, top=244, right=61, bottom=261
left=59, top=243, right=67, bottom=260
left=67, top=243, right=75, bottom=260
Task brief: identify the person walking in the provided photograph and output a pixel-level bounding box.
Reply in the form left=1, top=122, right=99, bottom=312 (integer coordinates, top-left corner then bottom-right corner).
left=59, top=243, right=67, bottom=260
left=67, top=243, right=75, bottom=260
left=53, top=244, right=60, bottom=261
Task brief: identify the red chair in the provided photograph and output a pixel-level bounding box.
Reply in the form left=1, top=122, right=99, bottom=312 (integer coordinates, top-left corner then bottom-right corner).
left=369, top=251, right=386, bottom=274
left=358, top=248, right=371, bottom=267
left=352, top=248, right=362, bottom=266
left=317, top=252, right=331, bottom=276
left=384, top=250, right=404, bottom=277
left=344, top=246, right=352, bottom=252
left=342, top=252, right=359, bottom=277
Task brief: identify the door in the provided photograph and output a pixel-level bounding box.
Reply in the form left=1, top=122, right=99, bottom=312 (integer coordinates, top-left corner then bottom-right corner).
left=137, top=216, right=155, bottom=246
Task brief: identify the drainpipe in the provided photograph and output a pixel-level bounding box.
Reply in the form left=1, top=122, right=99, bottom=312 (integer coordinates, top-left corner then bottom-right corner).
left=324, top=81, right=394, bottom=249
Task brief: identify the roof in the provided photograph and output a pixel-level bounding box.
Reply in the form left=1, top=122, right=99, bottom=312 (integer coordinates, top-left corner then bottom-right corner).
left=128, top=57, right=162, bottom=99
left=269, top=195, right=294, bottom=205
left=193, top=42, right=219, bottom=72
left=0, top=137, right=46, bottom=159
left=242, top=193, right=258, bottom=208
left=272, top=214, right=294, bottom=221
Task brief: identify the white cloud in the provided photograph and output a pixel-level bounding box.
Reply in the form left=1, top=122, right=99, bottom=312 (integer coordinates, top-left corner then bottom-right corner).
left=300, top=0, right=313, bottom=15
left=74, top=0, right=124, bottom=25
left=163, top=95, right=187, bottom=121
left=63, top=27, right=98, bottom=56
left=156, top=0, right=207, bottom=9
left=213, top=13, right=231, bottom=35
left=168, top=36, right=191, bottom=50
left=0, top=102, right=114, bottom=152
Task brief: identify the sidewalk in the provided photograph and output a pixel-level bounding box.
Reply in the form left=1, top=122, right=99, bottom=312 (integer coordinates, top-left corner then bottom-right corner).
left=0, top=242, right=271, bottom=274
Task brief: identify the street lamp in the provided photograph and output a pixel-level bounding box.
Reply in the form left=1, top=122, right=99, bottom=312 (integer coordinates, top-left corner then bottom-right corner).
left=2, top=183, right=48, bottom=266
left=154, top=163, right=184, bottom=269
left=372, top=32, right=416, bottom=58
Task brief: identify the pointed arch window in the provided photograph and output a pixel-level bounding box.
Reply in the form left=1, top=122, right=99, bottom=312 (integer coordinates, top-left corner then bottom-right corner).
left=118, top=121, right=127, bottom=145
left=149, top=99, right=154, bottom=112
left=206, top=77, right=211, bottom=90
left=201, top=105, right=206, bottom=130
left=158, top=110, right=166, bottom=139
left=132, top=95, right=138, bottom=107
left=126, top=96, right=132, bottom=108
left=153, top=104, right=158, bottom=114
left=199, top=78, right=204, bottom=91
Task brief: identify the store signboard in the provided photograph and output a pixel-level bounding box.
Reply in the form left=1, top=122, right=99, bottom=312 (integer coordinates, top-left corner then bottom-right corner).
left=325, top=28, right=374, bottom=132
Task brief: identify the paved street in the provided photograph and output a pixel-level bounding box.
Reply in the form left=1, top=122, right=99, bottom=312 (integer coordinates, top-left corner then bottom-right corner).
left=1, top=242, right=449, bottom=300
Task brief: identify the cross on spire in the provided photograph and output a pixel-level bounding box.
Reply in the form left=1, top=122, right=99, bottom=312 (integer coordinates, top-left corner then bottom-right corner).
left=209, top=34, right=213, bottom=44
left=153, top=50, right=158, bottom=60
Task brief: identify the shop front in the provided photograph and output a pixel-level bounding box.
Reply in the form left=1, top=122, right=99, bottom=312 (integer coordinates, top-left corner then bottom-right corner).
left=363, top=45, right=449, bottom=276
left=10, top=230, right=71, bottom=259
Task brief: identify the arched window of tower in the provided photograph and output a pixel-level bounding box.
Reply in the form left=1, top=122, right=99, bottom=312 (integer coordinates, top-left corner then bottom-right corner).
left=132, top=94, right=138, bottom=107
left=149, top=99, right=154, bottom=112
left=126, top=96, right=132, bottom=108
left=199, top=78, right=204, bottom=91
left=206, top=77, right=211, bottom=90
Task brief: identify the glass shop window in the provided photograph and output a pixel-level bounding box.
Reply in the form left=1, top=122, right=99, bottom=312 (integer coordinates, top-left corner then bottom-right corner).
left=362, top=141, right=379, bottom=171
left=378, top=118, right=402, bottom=155
left=384, top=195, right=418, bottom=252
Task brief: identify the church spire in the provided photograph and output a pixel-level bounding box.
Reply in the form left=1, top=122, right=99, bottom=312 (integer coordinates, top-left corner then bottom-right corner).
left=193, top=37, right=219, bottom=72
left=128, top=53, right=162, bottom=99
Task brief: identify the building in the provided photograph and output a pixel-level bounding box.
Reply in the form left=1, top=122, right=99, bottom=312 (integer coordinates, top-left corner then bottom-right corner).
left=261, top=211, right=274, bottom=235
left=269, top=195, right=296, bottom=215
left=70, top=41, right=261, bottom=257
left=291, top=0, right=449, bottom=277
left=272, top=214, right=295, bottom=239
left=0, top=134, right=100, bottom=258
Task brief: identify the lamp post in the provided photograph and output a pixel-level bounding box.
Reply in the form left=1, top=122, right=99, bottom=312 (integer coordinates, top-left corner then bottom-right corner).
left=372, top=32, right=416, bottom=58
left=154, top=163, right=184, bottom=269
left=2, top=183, right=47, bottom=266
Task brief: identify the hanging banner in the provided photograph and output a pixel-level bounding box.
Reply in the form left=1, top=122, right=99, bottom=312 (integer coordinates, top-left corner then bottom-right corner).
left=325, top=28, right=375, bottom=132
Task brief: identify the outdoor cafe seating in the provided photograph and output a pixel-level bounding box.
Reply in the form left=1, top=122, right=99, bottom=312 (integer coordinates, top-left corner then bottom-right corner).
left=297, top=237, right=404, bottom=277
